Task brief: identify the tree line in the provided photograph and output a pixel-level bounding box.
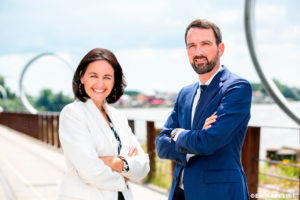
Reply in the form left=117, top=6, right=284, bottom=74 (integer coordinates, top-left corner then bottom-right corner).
left=251, top=79, right=300, bottom=101
left=0, top=75, right=72, bottom=112
left=0, top=75, right=300, bottom=112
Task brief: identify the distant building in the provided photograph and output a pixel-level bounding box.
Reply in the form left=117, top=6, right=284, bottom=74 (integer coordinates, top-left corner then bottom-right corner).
left=252, top=90, right=274, bottom=103
left=137, top=94, right=148, bottom=105
left=116, top=90, right=178, bottom=107
left=149, top=98, right=165, bottom=106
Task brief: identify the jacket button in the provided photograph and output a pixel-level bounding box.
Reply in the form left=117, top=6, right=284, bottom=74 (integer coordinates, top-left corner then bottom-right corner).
left=180, top=148, right=187, bottom=153
left=174, top=176, right=177, bottom=181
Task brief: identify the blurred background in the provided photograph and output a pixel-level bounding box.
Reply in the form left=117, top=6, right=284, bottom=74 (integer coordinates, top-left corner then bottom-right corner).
left=0, top=0, right=299, bottom=111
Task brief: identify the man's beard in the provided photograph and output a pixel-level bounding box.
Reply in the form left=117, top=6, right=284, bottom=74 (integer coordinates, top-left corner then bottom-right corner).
left=191, top=51, right=219, bottom=75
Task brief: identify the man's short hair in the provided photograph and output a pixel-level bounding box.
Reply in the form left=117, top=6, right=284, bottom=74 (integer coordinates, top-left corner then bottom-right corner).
left=185, top=19, right=222, bottom=45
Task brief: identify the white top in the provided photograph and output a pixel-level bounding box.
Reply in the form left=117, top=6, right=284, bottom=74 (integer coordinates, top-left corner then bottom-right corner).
left=191, top=66, right=222, bottom=126
left=58, top=99, right=150, bottom=200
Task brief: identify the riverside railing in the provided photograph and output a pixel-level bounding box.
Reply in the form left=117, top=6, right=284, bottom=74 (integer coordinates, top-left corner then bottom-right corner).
left=0, top=112, right=61, bottom=148
left=0, top=111, right=299, bottom=199
left=255, top=126, right=300, bottom=199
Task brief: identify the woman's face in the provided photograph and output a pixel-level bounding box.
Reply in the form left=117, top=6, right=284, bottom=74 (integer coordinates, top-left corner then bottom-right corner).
left=80, top=60, right=115, bottom=107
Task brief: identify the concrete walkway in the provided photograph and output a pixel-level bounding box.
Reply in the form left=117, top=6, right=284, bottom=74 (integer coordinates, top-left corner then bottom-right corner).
left=0, top=125, right=168, bottom=200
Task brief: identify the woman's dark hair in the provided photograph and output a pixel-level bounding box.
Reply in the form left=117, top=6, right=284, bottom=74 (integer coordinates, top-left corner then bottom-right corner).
left=72, top=48, right=126, bottom=104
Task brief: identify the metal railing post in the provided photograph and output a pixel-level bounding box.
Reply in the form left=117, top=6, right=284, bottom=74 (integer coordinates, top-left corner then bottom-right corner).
left=146, top=121, right=156, bottom=181
left=38, top=114, right=43, bottom=140
left=128, top=120, right=135, bottom=134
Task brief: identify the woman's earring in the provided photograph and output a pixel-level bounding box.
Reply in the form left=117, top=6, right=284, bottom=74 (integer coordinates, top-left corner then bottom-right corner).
left=79, top=83, right=84, bottom=94
left=113, top=88, right=117, bottom=99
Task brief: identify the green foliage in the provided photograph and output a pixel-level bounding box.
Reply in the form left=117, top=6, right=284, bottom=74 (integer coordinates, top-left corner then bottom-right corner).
left=0, top=76, right=4, bottom=86
left=51, top=92, right=73, bottom=111
left=0, top=75, right=16, bottom=99
left=259, top=163, right=299, bottom=194
left=124, top=90, right=140, bottom=96
left=35, top=89, right=73, bottom=112
left=0, top=75, right=25, bottom=111
left=0, top=98, right=27, bottom=112
left=279, top=164, right=299, bottom=178
left=151, top=158, right=172, bottom=189
left=36, top=89, right=53, bottom=110
left=251, top=80, right=300, bottom=101
left=0, top=74, right=73, bottom=112
left=251, top=82, right=267, bottom=95
left=141, top=142, right=172, bottom=189
left=273, top=79, right=300, bottom=100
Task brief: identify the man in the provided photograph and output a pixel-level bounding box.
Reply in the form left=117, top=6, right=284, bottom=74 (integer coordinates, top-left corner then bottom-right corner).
left=155, top=19, right=251, bottom=200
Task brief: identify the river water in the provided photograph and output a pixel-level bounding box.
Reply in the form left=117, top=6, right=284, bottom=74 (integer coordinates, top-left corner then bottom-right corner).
left=120, top=102, right=300, bottom=159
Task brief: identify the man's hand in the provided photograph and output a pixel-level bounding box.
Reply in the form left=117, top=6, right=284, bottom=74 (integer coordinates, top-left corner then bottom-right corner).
left=203, top=112, right=217, bottom=130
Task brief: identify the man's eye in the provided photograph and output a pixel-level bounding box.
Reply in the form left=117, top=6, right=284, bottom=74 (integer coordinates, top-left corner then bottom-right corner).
left=188, top=45, right=195, bottom=49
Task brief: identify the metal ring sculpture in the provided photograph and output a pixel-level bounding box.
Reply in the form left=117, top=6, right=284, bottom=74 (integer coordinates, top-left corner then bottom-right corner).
left=19, top=52, right=74, bottom=114
left=0, top=84, right=7, bottom=112
left=244, top=0, right=300, bottom=125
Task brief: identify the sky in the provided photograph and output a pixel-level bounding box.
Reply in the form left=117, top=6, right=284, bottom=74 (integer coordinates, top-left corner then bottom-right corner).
left=0, top=0, right=299, bottom=97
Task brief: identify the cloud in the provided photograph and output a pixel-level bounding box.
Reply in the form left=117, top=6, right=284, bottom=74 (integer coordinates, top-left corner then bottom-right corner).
left=0, top=0, right=299, bottom=93
left=0, top=53, right=74, bottom=96
left=116, top=48, right=197, bottom=93
left=256, top=3, right=286, bottom=22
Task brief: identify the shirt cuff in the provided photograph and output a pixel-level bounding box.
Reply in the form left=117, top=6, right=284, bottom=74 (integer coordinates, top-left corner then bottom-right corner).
left=171, top=128, right=185, bottom=142
left=186, top=153, right=195, bottom=162
left=119, top=156, right=129, bottom=172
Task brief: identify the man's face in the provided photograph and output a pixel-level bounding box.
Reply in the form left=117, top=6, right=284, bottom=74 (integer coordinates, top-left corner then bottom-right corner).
left=186, top=28, right=224, bottom=75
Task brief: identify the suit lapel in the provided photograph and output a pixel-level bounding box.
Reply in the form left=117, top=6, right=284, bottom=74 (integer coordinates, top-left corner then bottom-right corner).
left=192, top=66, right=229, bottom=129
left=185, top=82, right=199, bottom=129
left=85, top=99, right=118, bottom=154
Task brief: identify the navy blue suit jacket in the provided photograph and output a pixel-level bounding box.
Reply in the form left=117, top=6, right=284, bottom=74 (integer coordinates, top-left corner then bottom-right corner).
left=156, top=66, right=251, bottom=200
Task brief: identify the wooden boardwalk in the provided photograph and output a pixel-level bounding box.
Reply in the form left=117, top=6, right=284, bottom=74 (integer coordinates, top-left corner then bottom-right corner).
left=0, top=125, right=167, bottom=200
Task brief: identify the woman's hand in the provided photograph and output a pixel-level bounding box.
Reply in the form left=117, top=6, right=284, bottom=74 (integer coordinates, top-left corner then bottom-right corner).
left=100, top=156, right=123, bottom=173
left=100, top=157, right=130, bottom=182
left=128, top=147, right=139, bottom=156
left=202, top=112, right=217, bottom=130
left=99, top=146, right=139, bottom=183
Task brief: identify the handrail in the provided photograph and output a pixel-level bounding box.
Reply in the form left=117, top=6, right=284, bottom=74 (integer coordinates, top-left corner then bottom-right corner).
left=259, top=172, right=299, bottom=182
left=258, top=184, right=299, bottom=196
left=0, top=111, right=299, bottom=198
left=260, top=159, right=300, bottom=168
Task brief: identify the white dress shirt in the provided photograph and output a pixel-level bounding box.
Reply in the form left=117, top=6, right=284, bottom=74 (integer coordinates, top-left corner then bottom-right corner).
left=172, top=66, right=222, bottom=189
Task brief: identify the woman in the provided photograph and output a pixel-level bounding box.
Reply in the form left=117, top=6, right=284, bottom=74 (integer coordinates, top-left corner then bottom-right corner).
left=58, top=48, right=150, bottom=200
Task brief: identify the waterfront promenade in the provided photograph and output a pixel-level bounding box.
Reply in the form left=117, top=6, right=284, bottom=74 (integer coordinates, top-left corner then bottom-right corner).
left=0, top=125, right=168, bottom=200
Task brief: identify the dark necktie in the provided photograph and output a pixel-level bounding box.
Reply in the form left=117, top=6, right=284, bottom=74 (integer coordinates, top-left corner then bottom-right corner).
left=200, top=85, right=208, bottom=98
left=192, top=85, right=208, bottom=127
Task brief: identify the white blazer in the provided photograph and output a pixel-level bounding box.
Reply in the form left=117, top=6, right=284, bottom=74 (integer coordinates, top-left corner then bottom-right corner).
left=58, top=99, right=150, bottom=200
